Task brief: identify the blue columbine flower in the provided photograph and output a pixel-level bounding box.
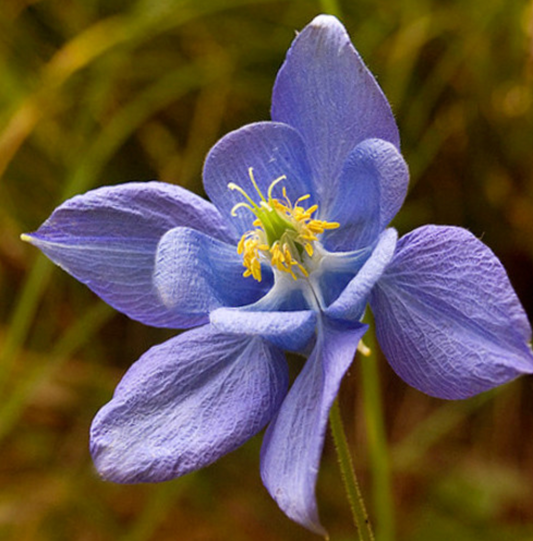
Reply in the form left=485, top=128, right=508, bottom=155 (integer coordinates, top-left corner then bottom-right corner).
left=23, top=15, right=533, bottom=535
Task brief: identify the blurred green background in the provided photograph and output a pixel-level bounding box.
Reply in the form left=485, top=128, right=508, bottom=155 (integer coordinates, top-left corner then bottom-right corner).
left=1, top=0, right=533, bottom=539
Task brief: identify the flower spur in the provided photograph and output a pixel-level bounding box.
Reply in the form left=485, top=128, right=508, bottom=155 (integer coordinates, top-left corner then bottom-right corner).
left=23, top=15, right=533, bottom=535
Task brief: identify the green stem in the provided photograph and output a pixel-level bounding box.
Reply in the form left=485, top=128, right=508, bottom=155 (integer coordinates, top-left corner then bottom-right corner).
left=360, top=327, right=395, bottom=541
left=319, top=0, right=343, bottom=18
left=330, top=399, right=374, bottom=541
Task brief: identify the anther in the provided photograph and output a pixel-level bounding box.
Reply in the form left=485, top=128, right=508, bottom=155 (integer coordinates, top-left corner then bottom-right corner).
left=229, top=168, right=341, bottom=282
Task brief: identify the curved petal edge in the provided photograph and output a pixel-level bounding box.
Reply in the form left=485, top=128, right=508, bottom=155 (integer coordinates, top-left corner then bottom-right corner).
left=323, top=138, right=409, bottom=251
left=326, top=228, right=398, bottom=321
left=370, top=225, right=533, bottom=399
left=91, top=325, right=288, bottom=482
left=154, top=227, right=270, bottom=317
left=260, top=318, right=368, bottom=535
left=210, top=308, right=317, bottom=352
left=272, top=15, right=400, bottom=201
left=23, top=182, right=232, bottom=328
left=203, top=121, right=314, bottom=238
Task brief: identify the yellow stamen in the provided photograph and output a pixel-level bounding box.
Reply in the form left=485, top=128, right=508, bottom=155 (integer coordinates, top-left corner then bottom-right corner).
left=267, top=175, right=287, bottom=200
left=297, top=262, right=309, bottom=278
left=295, top=194, right=311, bottom=204
left=248, top=167, right=266, bottom=202
left=229, top=170, right=341, bottom=282
left=231, top=201, right=254, bottom=217
left=228, top=182, right=257, bottom=208
left=237, top=236, right=246, bottom=254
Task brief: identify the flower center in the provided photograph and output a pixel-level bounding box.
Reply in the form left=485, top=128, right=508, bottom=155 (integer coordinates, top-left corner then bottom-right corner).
left=229, top=168, right=340, bottom=282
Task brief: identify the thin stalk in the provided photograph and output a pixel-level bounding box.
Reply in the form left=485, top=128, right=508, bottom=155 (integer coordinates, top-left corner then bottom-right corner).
left=360, top=327, right=395, bottom=541
left=330, top=398, right=374, bottom=541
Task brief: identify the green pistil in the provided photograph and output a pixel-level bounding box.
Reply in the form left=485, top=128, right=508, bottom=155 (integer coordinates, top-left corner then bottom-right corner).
left=254, top=205, right=296, bottom=246
left=228, top=167, right=307, bottom=261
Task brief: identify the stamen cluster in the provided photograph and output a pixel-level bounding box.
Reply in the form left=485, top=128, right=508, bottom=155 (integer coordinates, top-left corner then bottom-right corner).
left=230, top=168, right=339, bottom=282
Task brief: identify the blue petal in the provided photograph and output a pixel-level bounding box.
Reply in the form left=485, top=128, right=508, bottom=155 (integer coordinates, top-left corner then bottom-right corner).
left=370, top=225, right=533, bottom=399
left=309, top=244, right=374, bottom=309
left=260, top=318, right=367, bottom=535
left=210, top=307, right=316, bottom=352
left=272, top=15, right=400, bottom=205
left=322, top=139, right=409, bottom=251
left=24, top=182, right=233, bottom=328
left=326, top=228, right=398, bottom=320
left=90, top=325, right=288, bottom=482
left=203, top=121, right=314, bottom=237
left=238, top=271, right=312, bottom=312
left=154, top=227, right=271, bottom=317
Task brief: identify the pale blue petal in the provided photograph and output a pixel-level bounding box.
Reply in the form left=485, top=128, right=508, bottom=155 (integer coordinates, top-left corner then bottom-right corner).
left=272, top=15, right=400, bottom=206
left=203, top=121, right=314, bottom=237
left=322, top=139, right=409, bottom=251
left=210, top=307, right=316, bottom=352
left=24, top=182, right=232, bottom=328
left=370, top=226, right=533, bottom=399
left=238, top=271, right=311, bottom=312
left=309, top=244, right=373, bottom=309
left=90, top=325, right=288, bottom=482
left=326, top=228, right=398, bottom=319
left=260, top=319, right=367, bottom=535
left=153, top=227, right=271, bottom=318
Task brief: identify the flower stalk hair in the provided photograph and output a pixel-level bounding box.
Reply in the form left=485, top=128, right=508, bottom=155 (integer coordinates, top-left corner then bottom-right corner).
left=22, top=15, right=533, bottom=536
